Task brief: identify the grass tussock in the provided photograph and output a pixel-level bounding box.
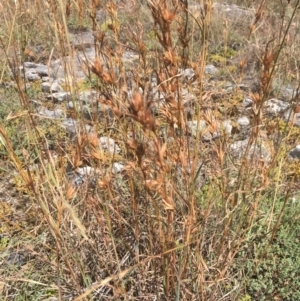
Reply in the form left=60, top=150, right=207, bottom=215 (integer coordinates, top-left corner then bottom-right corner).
left=1, top=0, right=300, bottom=300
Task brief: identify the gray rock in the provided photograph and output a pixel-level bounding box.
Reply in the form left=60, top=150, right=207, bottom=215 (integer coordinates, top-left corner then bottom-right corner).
left=230, top=138, right=271, bottom=161
left=183, top=68, right=195, bottom=81
left=99, top=136, right=120, bottom=154
left=56, top=78, right=66, bottom=85
left=111, top=162, right=124, bottom=174
left=24, top=62, right=37, bottom=68
left=66, top=101, right=75, bottom=109
left=281, top=86, right=298, bottom=100
left=70, top=173, right=85, bottom=187
left=222, top=120, right=232, bottom=133
left=237, top=116, right=250, bottom=127
left=42, top=81, right=62, bottom=93
left=42, top=76, right=51, bottom=82
left=77, top=166, right=98, bottom=176
left=242, top=97, right=253, bottom=107
left=36, top=64, right=50, bottom=76
left=289, top=145, right=300, bottom=159
left=78, top=90, right=97, bottom=102
left=205, top=65, right=218, bottom=75
left=188, top=120, right=209, bottom=137
left=152, top=86, right=166, bottom=103
left=69, top=166, right=100, bottom=187
left=264, top=98, right=289, bottom=116
left=26, top=70, right=40, bottom=81
left=47, top=92, right=72, bottom=102
left=238, top=83, right=249, bottom=91
left=224, top=82, right=235, bottom=91
left=62, top=118, right=93, bottom=135
left=38, top=107, right=65, bottom=119
left=188, top=119, right=232, bottom=141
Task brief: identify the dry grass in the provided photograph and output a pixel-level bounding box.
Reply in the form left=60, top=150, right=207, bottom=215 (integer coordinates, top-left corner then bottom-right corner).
left=1, top=0, right=300, bottom=300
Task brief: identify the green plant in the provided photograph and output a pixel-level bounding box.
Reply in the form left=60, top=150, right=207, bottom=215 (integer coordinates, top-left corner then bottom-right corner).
left=237, top=199, right=300, bottom=300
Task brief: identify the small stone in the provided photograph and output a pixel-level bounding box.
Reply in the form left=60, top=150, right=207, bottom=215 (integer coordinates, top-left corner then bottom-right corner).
left=62, top=118, right=93, bottom=135
left=67, top=101, right=75, bottom=109
left=77, top=166, right=97, bottom=176
left=69, top=166, right=100, bottom=187
left=281, top=86, right=298, bottom=100
left=26, top=71, right=40, bottom=81
left=183, top=68, right=195, bottom=80
left=238, top=83, right=249, bottom=91
left=24, top=62, right=37, bottom=68
left=36, top=65, right=50, bottom=76
left=42, top=82, right=62, bottom=93
left=222, top=120, right=232, bottom=135
left=42, top=76, right=52, bottom=82
left=47, top=92, right=72, bottom=102
left=99, top=137, right=120, bottom=154
left=289, top=145, right=300, bottom=159
left=187, top=120, right=208, bottom=137
left=242, top=97, right=253, bottom=107
left=264, top=98, right=289, bottom=116
left=38, top=107, right=65, bottom=119
left=230, top=138, right=271, bottom=162
left=188, top=119, right=231, bottom=141
left=112, top=162, right=124, bottom=174
left=205, top=65, right=218, bottom=75
left=237, top=116, right=250, bottom=127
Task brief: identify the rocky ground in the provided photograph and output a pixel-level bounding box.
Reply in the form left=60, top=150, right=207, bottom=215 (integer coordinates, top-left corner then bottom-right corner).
left=1, top=1, right=300, bottom=300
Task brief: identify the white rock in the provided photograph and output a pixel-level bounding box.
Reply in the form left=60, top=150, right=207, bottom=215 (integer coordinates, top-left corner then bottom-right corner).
left=187, top=120, right=208, bottom=137
left=47, top=92, right=72, bottom=102
left=36, top=65, right=50, bottom=76
left=24, top=62, right=37, bottom=68
left=205, top=65, right=218, bottom=75
left=264, top=98, right=289, bottom=116
left=38, top=107, right=65, bottom=119
left=62, top=118, right=93, bottom=135
left=42, top=76, right=52, bottom=82
left=230, top=138, right=271, bottom=161
left=222, top=120, right=232, bottom=135
left=183, top=68, right=195, bottom=80
left=26, top=71, right=40, bottom=81
left=188, top=119, right=231, bottom=141
left=242, top=97, right=253, bottom=107
left=237, top=116, right=250, bottom=127
left=77, top=166, right=97, bottom=176
left=42, top=82, right=62, bottom=93
left=111, top=162, right=124, bottom=174
left=99, top=137, right=120, bottom=154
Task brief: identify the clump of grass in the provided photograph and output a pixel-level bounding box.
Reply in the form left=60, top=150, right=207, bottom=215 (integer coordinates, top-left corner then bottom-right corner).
left=1, top=0, right=300, bottom=300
